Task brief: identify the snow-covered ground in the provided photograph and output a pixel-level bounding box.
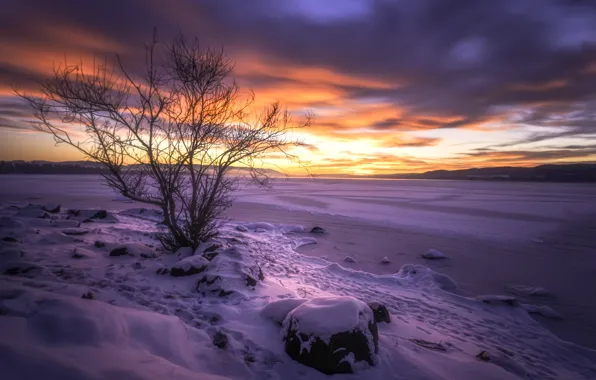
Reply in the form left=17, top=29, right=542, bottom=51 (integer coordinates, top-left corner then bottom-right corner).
left=1, top=175, right=596, bottom=379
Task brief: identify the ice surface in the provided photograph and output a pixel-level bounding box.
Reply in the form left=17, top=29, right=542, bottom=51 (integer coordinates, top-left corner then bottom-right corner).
left=0, top=186, right=596, bottom=379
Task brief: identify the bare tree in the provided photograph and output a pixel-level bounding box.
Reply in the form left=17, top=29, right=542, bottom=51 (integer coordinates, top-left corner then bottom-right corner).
left=18, top=33, right=311, bottom=250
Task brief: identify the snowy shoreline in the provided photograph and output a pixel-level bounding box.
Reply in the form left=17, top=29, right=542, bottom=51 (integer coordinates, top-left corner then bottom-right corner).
left=1, top=201, right=596, bottom=379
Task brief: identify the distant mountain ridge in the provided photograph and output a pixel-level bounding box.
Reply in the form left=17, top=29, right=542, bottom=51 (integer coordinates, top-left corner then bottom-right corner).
left=372, top=163, right=596, bottom=183
left=2, top=161, right=595, bottom=182
left=0, top=160, right=284, bottom=177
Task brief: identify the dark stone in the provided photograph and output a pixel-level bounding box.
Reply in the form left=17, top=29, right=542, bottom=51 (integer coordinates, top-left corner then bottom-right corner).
left=476, top=351, right=491, bottom=362
left=204, top=244, right=221, bottom=253
left=134, top=262, right=142, bottom=270
left=284, top=322, right=378, bottom=374
left=218, top=290, right=234, bottom=297
left=310, top=226, right=327, bottom=234
left=245, top=273, right=258, bottom=287
left=203, top=251, right=219, bottom=261
left=1, top=236, right=18, bottom=243
left=368, top=301, right=391, bottom=323
left=82, top=218, right=95, bottom=223
left=170, top=265, right=207, bottom=277
left=170, top=257, right=209, bottom=277
left=156, top=267, right=170, bottom=275
left=90, top=210, right=108, bottom=219
left=109, top=247, right=129, bottom=257
left=212, top=331, right=229, bottom=349
left=67, top=209, right=80, bottom=217
left=94, top=241, right=106, bottom=248
left=82, top=291, right=95, bottom=300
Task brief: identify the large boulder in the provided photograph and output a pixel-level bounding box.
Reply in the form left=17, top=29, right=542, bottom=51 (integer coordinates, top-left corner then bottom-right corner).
left=170, top=255, right=209, bottom=277
left=282, top=296, right=378, bottom=374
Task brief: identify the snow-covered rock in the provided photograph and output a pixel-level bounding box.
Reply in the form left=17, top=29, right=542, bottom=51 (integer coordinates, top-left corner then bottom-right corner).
left=171, top=255, right=209, bottom=277
left=62, top=227, right=90, bottom=236
left=236, top=225, right=249, bottom=232
left=281, top=296, right=378, bottom=374
left=310, top=226, right=326, bottom=234
left=505, top=284, right=554, bottom=298
left=380, top=256, right=390, bottom=264
left=261, top=298, right=307, bottom=324
left=109, top=243, right=156, bottom=258
left=523, top=304, right=563, bottom=320
left=344, top=256, right=356, bottom=263
left=195, top=245, right=264, bottom=297
left=395, top=264, right=457, bottom=291
left=422, top=248, right=447, bottom=259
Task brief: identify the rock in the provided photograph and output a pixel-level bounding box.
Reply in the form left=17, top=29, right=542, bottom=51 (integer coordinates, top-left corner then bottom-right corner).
left=156, top=267, right=170, bottom=275
left=42, top=203, right=61, bottom=213
left=282, top=296, right=378, bottom=374
left=236, top=225, right=249, bottom=232
left=170, top=255, right=209, bottom=277
left=310, top=226, right=326, bottom=234
left=422, top=249, right=447, bottom=259
left=94, top=241, right=106, bottom=248
left=504, top=284, right=554, bottom=298
left=109, top=243, right=155, bottom=258
left=109, top=247, right=130, bottom=257
left=1, top=236, right=19, bottom=243
left=522, top=304, right=563, bottom=320
left=368, top=301, right=391, bottom=323
left=212, top=331, right=229, bottom=349
left=82, top=291, right=95, bottom=300
left=344, top=256, right=356, bottom=263
left=195, top=245, right=264, bottom=297
left=380, top=256, right=390, bottom=264
left=261, top=298, right=307, bottom=325
left=62, top=228, right=90, bottom=236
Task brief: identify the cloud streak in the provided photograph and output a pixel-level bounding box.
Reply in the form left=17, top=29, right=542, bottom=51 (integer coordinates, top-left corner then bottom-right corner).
left=1, top=0, right=596, bottom=173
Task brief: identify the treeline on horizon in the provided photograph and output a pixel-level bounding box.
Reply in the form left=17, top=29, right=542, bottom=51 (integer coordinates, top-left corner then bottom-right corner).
left=1, top=160, right=596, bottom=182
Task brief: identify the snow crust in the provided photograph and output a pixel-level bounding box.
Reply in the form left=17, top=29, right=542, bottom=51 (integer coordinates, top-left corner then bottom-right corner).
left=1, top=202, right=595, bottom=380
left=282, top=296, right=374, bottom=338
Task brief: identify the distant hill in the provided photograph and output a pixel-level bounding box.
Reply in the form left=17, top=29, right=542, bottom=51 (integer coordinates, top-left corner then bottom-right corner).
left=372, top=163, right=596, bottom=183
left=0, top=161, right=284, bottom=177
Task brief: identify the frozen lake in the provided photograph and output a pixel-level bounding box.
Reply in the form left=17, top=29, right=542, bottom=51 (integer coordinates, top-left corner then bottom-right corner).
left=2, top=175, right=595, bottom=243
left=2, top=175, right=596, bottom=347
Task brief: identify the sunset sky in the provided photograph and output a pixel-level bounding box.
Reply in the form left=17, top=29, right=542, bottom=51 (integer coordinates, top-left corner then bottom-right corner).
left=1, top=0, right=596, bottom=175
